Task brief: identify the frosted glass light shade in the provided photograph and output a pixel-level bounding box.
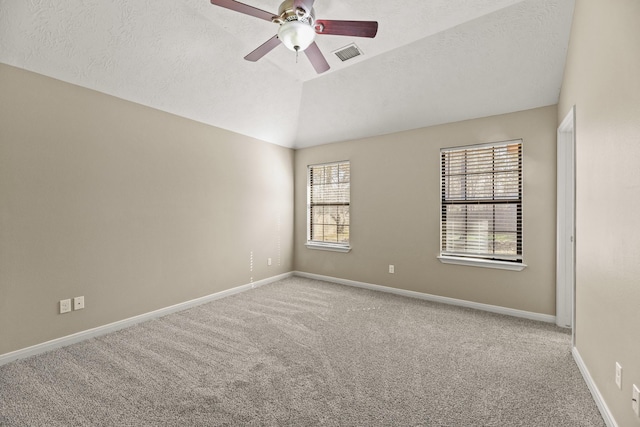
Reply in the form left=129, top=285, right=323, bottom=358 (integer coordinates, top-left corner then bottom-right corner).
left=278, top=20, right=316, bottom=52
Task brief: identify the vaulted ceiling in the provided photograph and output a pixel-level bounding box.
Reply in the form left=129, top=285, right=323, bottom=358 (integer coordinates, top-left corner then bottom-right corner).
left=0, top=0, right=574, bottom=148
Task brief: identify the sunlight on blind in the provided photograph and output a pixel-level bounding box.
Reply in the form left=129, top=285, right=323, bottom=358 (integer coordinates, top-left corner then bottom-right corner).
left=308, top=161, right=350, bottom=245
left=441, top=141, right=522, bottom=262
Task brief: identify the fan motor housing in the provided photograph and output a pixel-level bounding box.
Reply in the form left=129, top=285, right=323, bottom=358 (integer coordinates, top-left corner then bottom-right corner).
left=275, top=0, right=315, bottom=24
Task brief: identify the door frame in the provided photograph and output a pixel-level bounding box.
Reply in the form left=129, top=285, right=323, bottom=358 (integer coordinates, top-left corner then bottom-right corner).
left=556, top=106, right=576, bottom=342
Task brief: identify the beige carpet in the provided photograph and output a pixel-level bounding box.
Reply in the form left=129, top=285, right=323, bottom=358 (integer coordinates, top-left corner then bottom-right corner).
left=0, top=276, right=604, bottom=426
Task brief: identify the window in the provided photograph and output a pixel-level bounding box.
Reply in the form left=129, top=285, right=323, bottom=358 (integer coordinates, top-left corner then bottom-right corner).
left=440, top=140, right=523, bottom=267
left=306, top=161, right=351, bottom=252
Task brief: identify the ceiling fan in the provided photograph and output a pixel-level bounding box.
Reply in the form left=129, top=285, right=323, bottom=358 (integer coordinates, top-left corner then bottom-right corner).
left=210, top=0, right=378, bottom=74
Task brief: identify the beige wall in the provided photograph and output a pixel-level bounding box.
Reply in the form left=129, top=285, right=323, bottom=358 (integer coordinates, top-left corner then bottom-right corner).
left=558, top=1, right=640, bottom=425
left=294, top=105, right=558, bottom=315
left=0, top=64, right=294, bottom=356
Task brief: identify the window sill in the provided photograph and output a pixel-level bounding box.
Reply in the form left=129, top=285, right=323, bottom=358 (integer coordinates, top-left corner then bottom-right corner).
left=305, top=242, right=351, bottom=253
left=437, top=255, right=526, bottom=271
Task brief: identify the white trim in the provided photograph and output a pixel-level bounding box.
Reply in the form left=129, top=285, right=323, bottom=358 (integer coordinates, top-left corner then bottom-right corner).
left=0, top=272, right=293, bottom=366
left=556, top=106, right=576, bottom=331
left=305, top=242, right=351, bottom=253
left=438, top=255, right=526, bottom=271
left=572, top=347, right=618, bottom=427
left=294, top=271, right=554, bottom=323
left=307, top=159, right=350, bottom=168
left=441, top=138, right=523, bottom=153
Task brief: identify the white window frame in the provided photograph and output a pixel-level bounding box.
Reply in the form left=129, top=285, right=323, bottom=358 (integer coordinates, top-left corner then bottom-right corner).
left=306, top=161, right=351, bottom=253
left=438, top=140, right=526, bottom=271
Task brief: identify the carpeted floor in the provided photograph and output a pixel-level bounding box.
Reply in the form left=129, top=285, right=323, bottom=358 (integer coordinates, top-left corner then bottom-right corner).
left=0, top=276, right=604, bottom=426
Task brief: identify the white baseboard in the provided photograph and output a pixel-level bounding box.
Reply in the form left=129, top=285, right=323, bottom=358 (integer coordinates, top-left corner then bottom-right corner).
left=572, top=347, right=618, bottom=427
left=0, top=272, right=293, bottom=367
left=293, top=271, right=556, bottom=324
left=0, top=271, right=557, bottom=366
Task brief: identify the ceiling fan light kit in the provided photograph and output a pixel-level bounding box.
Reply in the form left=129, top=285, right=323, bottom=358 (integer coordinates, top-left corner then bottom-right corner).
left=278, top=20, right=316, bottom=52
left=210, top=0, right=378, bottom=73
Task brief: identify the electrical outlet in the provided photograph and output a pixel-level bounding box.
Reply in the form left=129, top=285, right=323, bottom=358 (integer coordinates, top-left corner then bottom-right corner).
left=615, top=362, right=622, bottom=389
left=59, top=299, right=71, bottom=314
left=268, top=258, right=272, bottom=266
left=389, top=265, right=395, bottom=274
left=74, top=296, right=85, bottom=310
left=633, top=384, right=639, bottom=417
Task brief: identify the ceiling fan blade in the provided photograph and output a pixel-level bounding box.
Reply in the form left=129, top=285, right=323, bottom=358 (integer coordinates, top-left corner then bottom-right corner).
left=304, top=42, right=330, bottom=74
left=210, top=0, right=275, bottom=22
left=315, top=20, right=378, bottom=38
left=244, top=35, right=281, bottom=62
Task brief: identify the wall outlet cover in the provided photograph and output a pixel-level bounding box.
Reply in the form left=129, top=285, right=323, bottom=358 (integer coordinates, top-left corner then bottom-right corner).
left=60, top=299, right=71, bottom=314
left=74, top=296, right=85, bottom=310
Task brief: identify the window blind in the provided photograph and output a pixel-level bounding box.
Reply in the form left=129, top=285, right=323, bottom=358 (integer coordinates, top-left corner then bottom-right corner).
left=441, top=141, right=522, bottom=262
left=308, top=161, right=350, bottom=245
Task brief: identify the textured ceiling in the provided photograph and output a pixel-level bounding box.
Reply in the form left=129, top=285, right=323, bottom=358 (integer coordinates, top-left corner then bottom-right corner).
left=0, top=0, right=574, bottom=148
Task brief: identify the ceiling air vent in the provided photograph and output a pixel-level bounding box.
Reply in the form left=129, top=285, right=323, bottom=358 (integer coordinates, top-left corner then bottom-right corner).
left=333, top=43, right=363, bottom=62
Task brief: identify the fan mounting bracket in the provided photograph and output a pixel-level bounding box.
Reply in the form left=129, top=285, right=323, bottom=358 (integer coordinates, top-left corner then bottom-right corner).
left=272, top=0, right=314, bottom=25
